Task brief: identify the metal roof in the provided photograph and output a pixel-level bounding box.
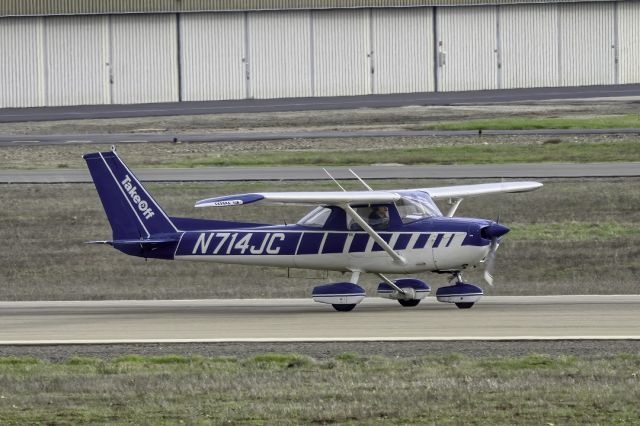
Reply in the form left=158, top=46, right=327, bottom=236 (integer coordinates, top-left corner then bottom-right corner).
left=0, top=0, right=627, bottom=17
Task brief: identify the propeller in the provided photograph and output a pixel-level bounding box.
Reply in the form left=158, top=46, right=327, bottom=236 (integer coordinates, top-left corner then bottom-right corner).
left=483, top=237, right=499, bottom=286
left=481, top=219, right=509, bottom=286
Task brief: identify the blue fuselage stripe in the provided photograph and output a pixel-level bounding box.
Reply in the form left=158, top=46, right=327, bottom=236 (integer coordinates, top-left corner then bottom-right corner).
left=433, top=233, right=444, bottom=248
left=322, top=233, right=348, bottom=254
left=413, top=234, right=430, bottom=249
left=297, top=233, right=324, bottom=255
left=393, top=234, right=412, bottom=250
left=175, top=229, right=477, bottom=257
left=349, top=234, right=369, bottom=253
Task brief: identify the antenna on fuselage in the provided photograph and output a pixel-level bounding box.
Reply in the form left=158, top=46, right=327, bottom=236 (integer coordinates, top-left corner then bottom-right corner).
left=348, top=169, right=373, bottom=191
left=322, top=168, right=346, bottom=192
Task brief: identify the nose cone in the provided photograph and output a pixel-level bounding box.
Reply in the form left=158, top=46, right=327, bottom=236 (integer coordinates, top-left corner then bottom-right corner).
left=481, top=222, right=510, bottom=239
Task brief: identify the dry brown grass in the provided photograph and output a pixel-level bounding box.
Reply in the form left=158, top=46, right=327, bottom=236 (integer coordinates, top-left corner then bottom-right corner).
left=1, top=178, right=638, bottom=300
left=0, top=353, right=638, bottom=424
left=1, top=134, right=638, bottom=169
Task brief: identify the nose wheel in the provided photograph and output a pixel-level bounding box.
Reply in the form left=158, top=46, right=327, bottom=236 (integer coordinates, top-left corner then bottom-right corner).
left=455, top=302, right=475, bottom=309
left=332, top=304, right=357, bottom=312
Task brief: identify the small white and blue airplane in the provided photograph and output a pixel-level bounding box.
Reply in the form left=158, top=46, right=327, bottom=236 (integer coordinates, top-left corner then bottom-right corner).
left=85, top=148, right=542, bottom=311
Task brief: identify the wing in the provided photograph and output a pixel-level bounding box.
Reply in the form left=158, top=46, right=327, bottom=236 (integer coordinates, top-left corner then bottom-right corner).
left=195, top=191, right=401, bottom=208
left=419, top=181, right=542, bottom=200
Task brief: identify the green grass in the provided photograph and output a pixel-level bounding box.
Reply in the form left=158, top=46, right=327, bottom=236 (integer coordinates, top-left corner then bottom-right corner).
left=160, top=141, right=640, bottom=167
left=416, top=114, right=640, bottom=131
left=0, top=353, right=638, bottom=424
left=510, top=222, right=640, bottom=241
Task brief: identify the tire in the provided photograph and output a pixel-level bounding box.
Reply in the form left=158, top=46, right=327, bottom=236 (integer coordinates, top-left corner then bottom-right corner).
left=398, top=299, right=421, bottom=307
left=332, top=304, right=357, bottom=312
left=455, top=302, right=474, bottom=309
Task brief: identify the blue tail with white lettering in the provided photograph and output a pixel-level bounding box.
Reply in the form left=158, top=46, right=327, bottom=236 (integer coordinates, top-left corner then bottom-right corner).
left=84, top=149, right=178, bottom=240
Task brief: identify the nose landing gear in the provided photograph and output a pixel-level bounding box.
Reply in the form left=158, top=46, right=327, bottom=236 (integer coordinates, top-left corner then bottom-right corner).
left=436, top=272, right=484, bottom=309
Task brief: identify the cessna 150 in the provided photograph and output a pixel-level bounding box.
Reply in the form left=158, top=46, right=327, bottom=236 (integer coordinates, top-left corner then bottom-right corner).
left=85, top=148, right=542, bottom=311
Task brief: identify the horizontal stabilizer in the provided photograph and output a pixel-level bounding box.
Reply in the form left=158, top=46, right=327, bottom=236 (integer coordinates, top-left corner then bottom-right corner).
left=85, top=237, right=179, bottom=247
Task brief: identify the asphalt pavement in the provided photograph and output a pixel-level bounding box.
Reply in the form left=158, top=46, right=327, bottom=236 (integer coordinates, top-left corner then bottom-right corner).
left=2, top=84, right=640, bottom=123
left=1, top=162, right=638, bottom=183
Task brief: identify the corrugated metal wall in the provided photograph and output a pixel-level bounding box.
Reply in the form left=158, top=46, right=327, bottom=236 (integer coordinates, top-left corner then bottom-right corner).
left=437, top=6, right=498, bottom=91
left=559, top=2, right=616, bottom=86
left=313, top=9, right=370, bottom=96
left=0, top=17, right=44, bottom=107
left=248, top=11, right=313, bottom=98
left=45, top=16, right=109, bottom=106
left=371, top=8, right=434, bottom=94
left=501, top=4, right=559, bottom=89
left=619, top=2, right=640, bottom=85
left=110, top=14, right=179, bottom=103
left=2, top=2, right=640, bottom=108
left=3, top=0, right=611, bottom=17
left=180, top=12, right=246, bottom=101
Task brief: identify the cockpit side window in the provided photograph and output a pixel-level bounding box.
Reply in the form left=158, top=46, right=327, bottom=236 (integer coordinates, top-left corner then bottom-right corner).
left=348, top=205, right=390, bottom=230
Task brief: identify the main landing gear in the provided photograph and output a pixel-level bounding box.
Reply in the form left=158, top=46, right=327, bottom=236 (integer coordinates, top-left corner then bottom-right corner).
left=311, top=272, right=483, bottom=311
left=435, top=272, right=484, bottom=309
left=376, top=275, right=430, bottom=308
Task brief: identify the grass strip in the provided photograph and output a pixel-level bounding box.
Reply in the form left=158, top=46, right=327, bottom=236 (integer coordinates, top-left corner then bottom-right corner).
left=159, top=141, right=640, bottom=167
left=509, top=222, right=640, bottom=241
left=415, top=114, right=640, bottom=131
left=0, top=353, right=638, bottom=424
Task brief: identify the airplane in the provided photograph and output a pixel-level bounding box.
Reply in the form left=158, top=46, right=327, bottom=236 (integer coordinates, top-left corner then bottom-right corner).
left=84, top=148, right=542, bottom=312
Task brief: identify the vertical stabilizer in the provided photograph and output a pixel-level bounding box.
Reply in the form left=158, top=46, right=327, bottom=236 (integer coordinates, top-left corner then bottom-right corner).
left=83, top=150, right=177, bottom=239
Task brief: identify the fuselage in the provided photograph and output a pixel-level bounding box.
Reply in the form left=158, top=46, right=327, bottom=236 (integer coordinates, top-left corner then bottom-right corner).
left=122, top=216, right=496, bottom=274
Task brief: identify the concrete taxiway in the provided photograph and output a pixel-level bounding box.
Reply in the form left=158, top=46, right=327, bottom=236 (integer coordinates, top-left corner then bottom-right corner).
left=2, top=162, right=639, bottom=184
left=1, top=296, right=638, bottom=345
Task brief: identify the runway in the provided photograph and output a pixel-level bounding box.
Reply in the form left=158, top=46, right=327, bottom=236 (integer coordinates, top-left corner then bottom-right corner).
left=1, top=296, right=639, bottom=345
left=2, top=84, right=639, bottom=123
left=1, top=162, right=639, bottom=183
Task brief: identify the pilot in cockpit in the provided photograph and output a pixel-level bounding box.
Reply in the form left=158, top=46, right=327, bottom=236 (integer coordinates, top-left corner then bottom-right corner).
left=368, top=206, right=389, bottom=230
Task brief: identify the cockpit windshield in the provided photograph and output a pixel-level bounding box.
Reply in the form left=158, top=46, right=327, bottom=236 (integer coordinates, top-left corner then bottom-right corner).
left=395, top=191, right=442, bottom=223
left=297, top=206, right=332, bottom=227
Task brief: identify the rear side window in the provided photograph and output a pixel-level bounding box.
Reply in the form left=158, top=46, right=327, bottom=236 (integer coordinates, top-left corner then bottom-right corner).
left=297, top=207, right=332, bottom=227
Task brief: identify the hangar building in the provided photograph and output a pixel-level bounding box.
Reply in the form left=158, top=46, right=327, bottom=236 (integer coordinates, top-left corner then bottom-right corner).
left=1, top=0, right=638, bottom=108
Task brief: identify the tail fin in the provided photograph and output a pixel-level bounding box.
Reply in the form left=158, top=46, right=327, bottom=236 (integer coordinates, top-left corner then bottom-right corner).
left=84, top=149, right=178, bottom=239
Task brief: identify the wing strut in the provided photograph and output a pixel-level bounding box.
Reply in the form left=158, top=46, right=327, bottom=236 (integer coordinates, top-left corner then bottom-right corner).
left=446, top=198, right=464, bottom=217
left=322, top=168, right=346, bottom=192
left=342, top=204, right=407, bottom=266
left=349, top=169, right=373, bottom=191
